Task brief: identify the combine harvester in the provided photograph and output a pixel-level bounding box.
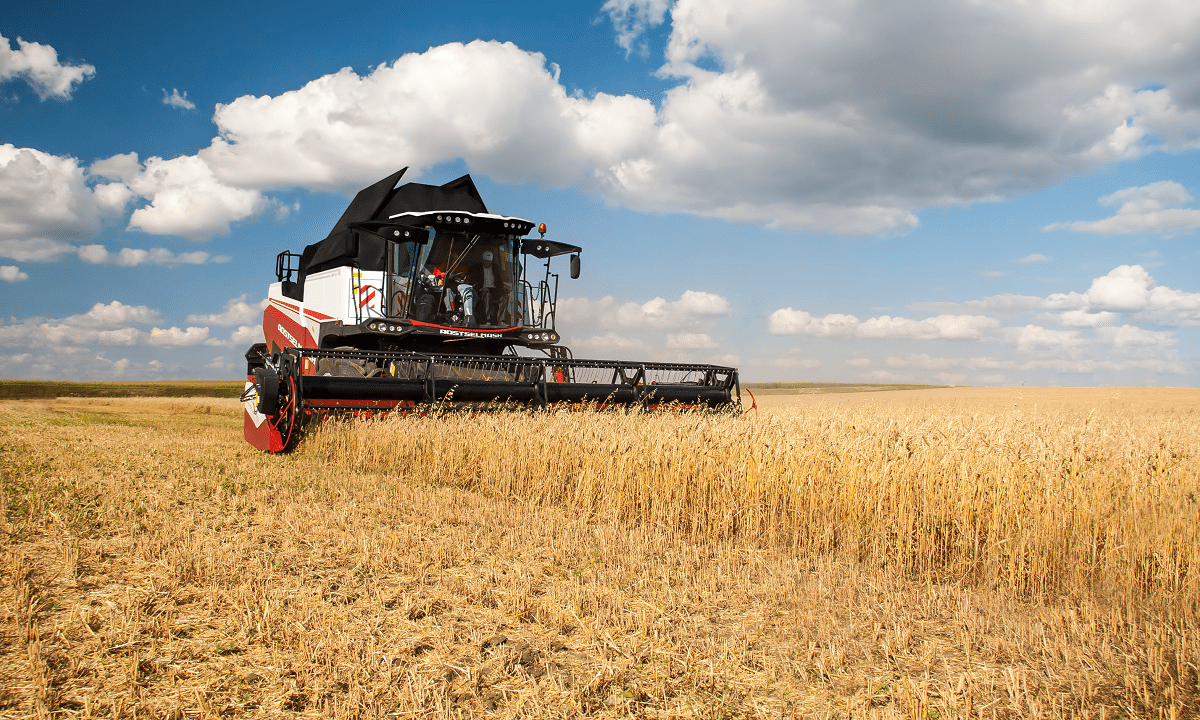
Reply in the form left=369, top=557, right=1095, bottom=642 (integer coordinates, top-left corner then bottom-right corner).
left=242, top=169, right=741, bottom=452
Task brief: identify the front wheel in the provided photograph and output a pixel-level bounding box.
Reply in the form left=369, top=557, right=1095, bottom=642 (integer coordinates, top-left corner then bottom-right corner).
left=243, top=354, right=303, bottom=453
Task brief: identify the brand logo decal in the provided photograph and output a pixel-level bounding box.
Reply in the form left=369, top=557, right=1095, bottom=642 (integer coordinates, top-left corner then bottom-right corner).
left=277, top=323, right=299, bottom=346
left=438, top=328, right=491, bottom=338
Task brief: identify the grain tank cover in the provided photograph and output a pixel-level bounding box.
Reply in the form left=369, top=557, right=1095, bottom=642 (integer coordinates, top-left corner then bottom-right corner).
left=296, top=170, right=492, bottom=281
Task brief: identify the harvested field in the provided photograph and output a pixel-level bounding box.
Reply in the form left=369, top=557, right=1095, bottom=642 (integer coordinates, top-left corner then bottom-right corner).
left=1, top=389, right=1198, bottom=718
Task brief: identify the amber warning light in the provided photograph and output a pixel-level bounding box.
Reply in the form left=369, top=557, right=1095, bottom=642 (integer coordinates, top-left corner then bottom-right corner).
left=538, top=222, right=547, bottom=236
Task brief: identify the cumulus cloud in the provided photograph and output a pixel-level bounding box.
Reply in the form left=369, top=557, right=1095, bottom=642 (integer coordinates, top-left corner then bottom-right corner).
left=1094, top=325, right=1177, bottom=352
left=195, top=41, right=658, bottom=197
left=775, top=265, right=1196, bottom=381
left=573, top=332, right=647, bottom=351
left=0, top=145, right=133, bottom=261
left=77, top=244, right=218, bottom=266
left=1003, top=325, right=1088, bottom=356
left=666, top=332, right=717, bottom=349
left=876, top=351, right=1189, bottom=378
left=762, top=353, right=820, bottom=370
left=1023, top=358, right=1189, bottom=375
left=0, top=350, right=193, bottom=381
left=0, top=265, right=28, bottom=282
left=601, top=0, right=670, bottom=57
left=88, top=153, right=141, bottom=183
left=11, top=1, right=1200, bottom=242
left=1053, top=310, right=1119, bottom=328
left=147, top=326, right=210, bottom=347
left=188, top=295, right=268, bottom=325
left=915, top=266, right=1200, bottom=326
left=230, top=324, right=265, bottom=346
left=162, top=88, right=195, bottom=110
left=0, top=33, right=94, bottom=100
left=612, top=0, right=1200, bottom=232
left=559, top=290, right=730, bottom=331
left=885, top=353, right=1016, bottom=372
left=0, top=300, right=224, bottom=354
left=1018, top=254, right=1049, bottom=263
left=123, top=154, right=271, bottom=240
left=73, top=300, right=162, bottom=327
left=768, top=309, right=997, bottom=339
left=1045, top=181, right=1200, bottom=235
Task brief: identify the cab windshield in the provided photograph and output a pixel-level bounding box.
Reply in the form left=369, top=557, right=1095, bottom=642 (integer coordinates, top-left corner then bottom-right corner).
left=389, top=232, right=519, bottom=329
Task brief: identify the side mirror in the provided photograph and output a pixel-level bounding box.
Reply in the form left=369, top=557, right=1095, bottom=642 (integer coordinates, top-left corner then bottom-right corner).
left=570, top=253, right=580, bottom=279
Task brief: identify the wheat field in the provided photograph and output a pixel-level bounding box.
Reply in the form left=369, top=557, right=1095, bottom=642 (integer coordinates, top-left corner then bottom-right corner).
left=1, top=388, right=1197, bottom=718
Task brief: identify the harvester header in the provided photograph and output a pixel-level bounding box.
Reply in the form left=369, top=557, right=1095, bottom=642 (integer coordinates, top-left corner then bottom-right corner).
left=242, top=168, right=740, bottom=452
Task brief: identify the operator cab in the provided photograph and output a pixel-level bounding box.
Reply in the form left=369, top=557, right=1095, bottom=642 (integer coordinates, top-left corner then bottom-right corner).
left=364, top=211, right=580, bottom=343
left=269, top=171, right=581, bottom=357
left=384, top=213, right=523, bottom=329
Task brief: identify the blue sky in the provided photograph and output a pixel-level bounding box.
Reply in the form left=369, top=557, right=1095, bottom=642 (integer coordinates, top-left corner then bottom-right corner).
left=2, top=0, right=1199, bottom=385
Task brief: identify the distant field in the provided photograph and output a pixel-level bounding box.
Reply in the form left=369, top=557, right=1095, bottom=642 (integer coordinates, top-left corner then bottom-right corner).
left=0, top=379, right=244, bottom=399
left=1, top=388, right=1196, bottom=717
left=741, top=381, right=947, bottom=395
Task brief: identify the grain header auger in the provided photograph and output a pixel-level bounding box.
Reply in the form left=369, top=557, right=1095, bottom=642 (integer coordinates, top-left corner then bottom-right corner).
left=241, top=168, right=742, bottom=452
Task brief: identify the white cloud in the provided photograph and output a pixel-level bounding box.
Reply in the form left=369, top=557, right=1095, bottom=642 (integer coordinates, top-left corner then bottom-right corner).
left=10, top=0, right=1200, bottom=242
left=981, top=270, right=1008, bottom=278
left=162, top=88, right=195, bottom=110
left=768, top=309, right=997, bottom=339
left=205, top=356, right=237, bottom=373
left=0, top=351, right=190, bottom=381
left=916, top=266, right=1200, bottom=326
left=74, top=301, right=162, bottom=328
left=1018, top=253, right=1049, bottom=264
left=0, top=33, right=94, bottom=100
left=1045, top=181, right=1200, bottom=235
left=188, top=295, right=268, bottom=325
left=1023, top=358, right=1189, bottom=375
left=666, top=332, right=718, bottom=349
left=230, top=324, right=265, bottom=346
left=602, top=0, right=670, bottom=57
left=764, top=356, right=820, bottom=370
left=771, top=264, right=1197, bottom=382
left=125, top=154, right=270, bottom=240
left=1054, top=310, right=1119, bottom=328
left=1094, top=325, right=1176, bottom=351
left=198, top=41, right=659, bottom=196
left=77, top=244, right=214, bottom=266
left=0, top=301, right=223, bottom=354
left=88, top=153, right=141, bottom=183
left=885, top=353, right=1017, bottom=372
left=60, top=4, right=1200, bottom=240
left=573, top=332, right=646, bottom=350
left=0, top=265, right=28, bottom=282
left=1004, top=325, right=1088, bottom=355
left=0, top=145, right=133, bottom=261
left=560, top=290, right=730, bottom=331
left=146, top=326, right=210, bottom=347
left=610, top=0, right=1200, bottom=233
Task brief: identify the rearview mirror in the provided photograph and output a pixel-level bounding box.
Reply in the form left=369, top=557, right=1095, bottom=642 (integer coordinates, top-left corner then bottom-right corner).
left=570, top=253, right=580, bottom=279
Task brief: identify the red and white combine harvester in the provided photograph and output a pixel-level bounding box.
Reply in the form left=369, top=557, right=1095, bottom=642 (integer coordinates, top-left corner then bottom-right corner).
left=242, top=169, right=741, bottom=452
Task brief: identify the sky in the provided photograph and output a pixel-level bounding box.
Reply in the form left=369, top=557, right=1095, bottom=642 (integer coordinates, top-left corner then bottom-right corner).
left=2, top=0, right=1199, bottom=386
